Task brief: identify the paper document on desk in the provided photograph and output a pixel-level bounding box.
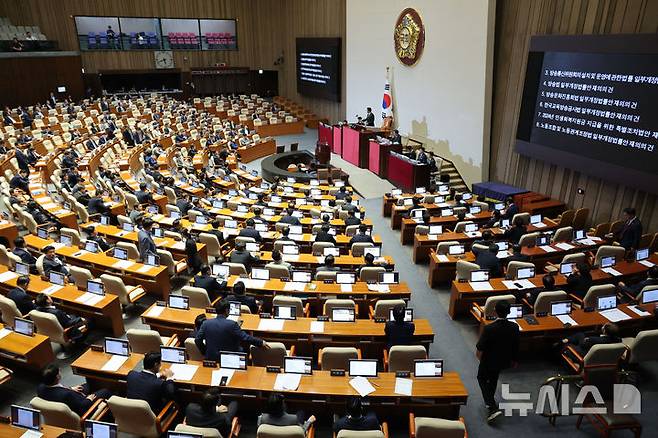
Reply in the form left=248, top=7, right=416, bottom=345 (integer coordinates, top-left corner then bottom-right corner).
left=282, top=254, right=299, bottom=262
left=601, top=267, right=622, bottom=277
left=349, top=376, right=376, bottom=397
left=20, top=430, right=42, bottom=438
left=112, top=260, right=135, bottom=270
left=146, top=305, right=165, bottom=317
left=41, top=202, right=58, bottom=209
left=310, top=321, right=324, bottom=333
left=171, top=241, right=185, bottom=250
left=556, top=314, right=578, bottom=326
left=76, top=292, right=104, bottom=306
left=578, top=238, right=596, bottom=246
left=539, top=245, right=557, bottom=253
left=497, top=251, right=511, bottom=259
left=55, top=209, right=71, bottom=215
left=639, top=260, right=655, bottom=267
left=340, top=284, right=353, bottom=293
left=502, top=280, right=535, bottom=290
left=0, top=271, right=19, bottom=282
left=284, top=282, right=306, bottom=292
left=242, top=279, right=267, bottom=289
left=258, top=319, right=284, bottom=331
left=627, top=305, right=651, bottom=317
left=211, top=368, right=235, bottom=386
left=42, top=285, right=64, bottom=296
left=465, top=214, right=475, bottom=219
left=436, top=254, right=449, bottom=262
left=50, top=242, right=65, bottom=250
left=274, top=373, right=302, bottom=391
left=534, top=222, right=547, bottom=228
left=368, top=284, right=390, bottom=293
left=394, top=378, right=413, bottom=396
left=0, top=328, right=11, bottom=339
left=469, top=281, right=493, bottom=291
left=555, top=243, right=574, bottom=251
left=137, top=265, right=153, bottom=273
left=101, top=355, right=129, bottom=372
left=600, top=308, right=632, bottom=322
left=170, top=364, right=198, bottom=381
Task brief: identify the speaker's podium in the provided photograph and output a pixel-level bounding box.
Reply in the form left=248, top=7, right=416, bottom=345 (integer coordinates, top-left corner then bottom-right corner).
left=342, top=124, right=386, bottom=168
left=387, top=152, right=431, bottom=192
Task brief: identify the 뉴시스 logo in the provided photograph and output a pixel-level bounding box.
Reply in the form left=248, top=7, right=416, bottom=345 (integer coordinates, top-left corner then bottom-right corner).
left=499, top=383, right=641, bottom=416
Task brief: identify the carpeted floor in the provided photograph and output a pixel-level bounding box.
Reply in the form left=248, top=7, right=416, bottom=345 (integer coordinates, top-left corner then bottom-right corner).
left=3, top=130, right=657, bottom=437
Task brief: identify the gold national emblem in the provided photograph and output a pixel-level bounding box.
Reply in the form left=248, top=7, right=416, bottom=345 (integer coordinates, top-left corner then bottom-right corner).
left=394, top=8, right=425, bottom=66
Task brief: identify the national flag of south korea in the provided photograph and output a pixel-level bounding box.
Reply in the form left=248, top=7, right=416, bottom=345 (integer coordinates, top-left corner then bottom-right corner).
left=382, top=81, right=393, bottom=119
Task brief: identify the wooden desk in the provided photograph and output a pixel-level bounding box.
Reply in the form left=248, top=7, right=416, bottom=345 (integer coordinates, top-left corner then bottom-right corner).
left=24, top=235, right=171, bottom=297
left=255, top=121, right=305, bottom=138
left=237, top=139, right=277, bottom=163
left=72, top=349, right=467, bottom=419
left=248, top=251, right=395, bottom=271
left=0, top=266, right=125, bottom=336
left=0, top=221, right=18, bottom=247
left=141, top=306, right=434, bottom=358
left=222, top=275, right=411, bottom=316
left=448, top=255, right=658, bottom=318
left=84, top=222, right=207, bottom=263
left=0, top=424, right=68, bottom=437
left=0, top=323, right=55, bottom=370
left=481, top=304, right=657, bottom=351
left=413, top=219, right=559, bottom=264
left=400, top=211, right=494, bottom=245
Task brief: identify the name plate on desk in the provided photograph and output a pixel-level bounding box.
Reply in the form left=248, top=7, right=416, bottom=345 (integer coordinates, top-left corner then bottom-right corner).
left=266, top=366, right=281, bottom=373
left=203, top=360, right=217, bottom=368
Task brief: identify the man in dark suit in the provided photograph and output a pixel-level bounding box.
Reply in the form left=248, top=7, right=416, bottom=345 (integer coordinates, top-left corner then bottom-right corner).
left=126, top=352, right=176, bottom=413
left=505, top=244, right=530, bottom=266
left=562, top=323, right=621, bottom=357
left=12, top=236, right=37, bottom=270
left=416, top=147, right=428, bottom=164
left=333, top=397, right=381, bottom=434
left=317, top=254, right=341, bottom=274
left=8, top=276, right=35, bottom=315
left=122, top=127, right=135, bottom=146
left=195, top=299, right=267, bottom=361
left=616, top=207, right=643, bottom=251
left=84, top=226, right=111, bottom=252
left=503, top=218, right=527, bottom=245
left=344, top=210, right=361, bottom=226
left=10, top=169, right=30, bottom=193
left=476, top=301, right=519, bottom=423
left=35, top=293, right=86, bottom=342
left=185, top=388, right=238, bottom=437
left=42, top=246, right=71, bottom=278
left=14, top=147, right=30, bottom=172
left=384, top=305, right=415, bottom=349
left=229, top=241, right=260, bottom=272
left=363, top=107, right=375, bottom=127
left=350, top=224, right=374, bottom=246
left=341, top=196, right=358, bottom=213
left=208, top=219, right=226, bottom=247
left=37, top=364, right=112, bottom=415
left=135, top=183, right=154, bottom=204
left=502, top=196, right=519, bottom=220
left=474, top=244, right=503, bottom=278
left=315, top=224, right=336, bottom=245
left=61, top=152, right=77, bottom=169
left=238, top=218, right=262, bottom=243
left=176, top=196, right=193, bottom=216
left=618, top=266, right=658, bottom=300
left=138, top=219, right=158, bottom=261
left=225, top=281, right=258, bottom=314
left=87, top=196, right=110, bottom=216
left=334, top=186, right=349, bottom=200
left=194, top=265, right=227, bottom=299
left=86, top=136, right=100, bottom=151
left=279, top=208, right=301, bottom=226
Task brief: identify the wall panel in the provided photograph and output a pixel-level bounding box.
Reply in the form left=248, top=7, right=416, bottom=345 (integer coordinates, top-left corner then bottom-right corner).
left=0, top=0, right=345, bottom=121
left=491, top=0, right=658, bottom=232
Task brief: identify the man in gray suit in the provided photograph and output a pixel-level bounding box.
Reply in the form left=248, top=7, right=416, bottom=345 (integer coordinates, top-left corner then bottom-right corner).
left=138, top=218, right=157, bottom=261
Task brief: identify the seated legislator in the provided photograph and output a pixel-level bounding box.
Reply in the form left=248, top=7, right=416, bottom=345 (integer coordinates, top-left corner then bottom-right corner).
left=344, top=209, right=362, bottom=226
left=385, top=305, right=415, bottom=349
left=229, top=241, right=260, bottom=273
left=561, top=323, right=621, bottom=356
left=85, top=225, right=111, bottom=252
left=618, top=266, right=658, bottom=300
left=257, top=393, right=316, bottom=434
left=501, top=196, right=519, bottom=220
left=38, top=364, right=112, bottom=415
left=505, top=244, right=531, bottom=265
left=474, top=244, right=503, bottom=278
left=350, top=224, right=374, bottom=245
left=185, top=387, right=239, bottom=438
left=503, top=217, right=527, bottom=245
left=315, top=224, right=337, bottom=245
left=195, top=299, right=268, bottom=361
left=239, top=218, right=262, bottom=243
left=342, top=196, right=358, bottom=213
left=317, top=254, right=341, bottom=274
left=8, top=275, right=35, bottom=315
left=525, top=274, right=557, bottom=305
left=266, top=249, right=292, bottom=271
left=126, top=351, right=176, bottom=413
left=194, top=265, right=227, bottom=299
left=13, top=236, right=37, bottom=271
left=279, top=208, right=302, bottom=226
left=333, top=396, right=381, bottom=434
left=225, top=281, right=259, bottom=314
left=565, top=262, right=593, bottom=300
left=35, top=293, right=87, bottom=342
